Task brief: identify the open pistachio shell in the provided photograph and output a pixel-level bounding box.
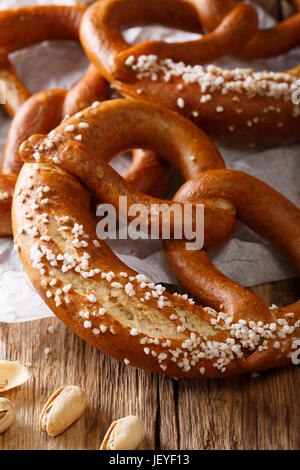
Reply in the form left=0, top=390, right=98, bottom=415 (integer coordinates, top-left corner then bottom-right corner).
left=100, top=415, right=143, bottom=450
left=40, top=385, right=87, bottom=437
left=0, top=398, right=16, bottom=433
left=0, top=361, right=30, bottom=392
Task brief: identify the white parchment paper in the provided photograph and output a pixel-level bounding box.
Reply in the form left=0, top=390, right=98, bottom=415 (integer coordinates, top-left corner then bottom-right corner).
left=0, top=0, right=299, bottom=322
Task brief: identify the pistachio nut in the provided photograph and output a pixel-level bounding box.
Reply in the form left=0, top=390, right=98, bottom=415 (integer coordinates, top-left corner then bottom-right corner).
left=0, top=361, right=30, bottom=392
left=100, top=415, right=143, bottom=450
left=0, top=398, right=16, bottom=434
left=40, top=385, right=87, bottom=437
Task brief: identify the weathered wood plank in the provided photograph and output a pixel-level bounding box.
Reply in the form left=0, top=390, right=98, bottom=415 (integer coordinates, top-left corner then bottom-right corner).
left=157, top=376, right=179, bottom=450
left=0, top=317, right=158, bottom=450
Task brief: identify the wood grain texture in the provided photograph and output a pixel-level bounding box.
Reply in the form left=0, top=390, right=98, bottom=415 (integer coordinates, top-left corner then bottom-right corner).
left=0, top=278, right=299, bottom=450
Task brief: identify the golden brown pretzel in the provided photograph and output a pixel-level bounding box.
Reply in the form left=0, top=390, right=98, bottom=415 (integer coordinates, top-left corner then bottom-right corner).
left=80, top=0, right=258, bottom=80
left=12, top=99, right=300, bottom=378
left=0, top=5, right=106, bottom=236
left=165, top=170, right=300, bottom=322
left=196, top=0, right=300, bottom=58
left=193, top=0, right=237, bottom=32
left=0, top=5, right=85, bottom=117
left=292, top=0, right=300, bottom=11
left=80, top=0, right=300, bottom=144
left=0, top=5, right=170, bottom=236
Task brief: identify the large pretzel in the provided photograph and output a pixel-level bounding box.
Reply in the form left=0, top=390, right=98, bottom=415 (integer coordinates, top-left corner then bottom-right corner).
left=12, top=99, right=300, bottom=378
left=196, top=0, right=300, bottom=58
left=0, top=5, right=170, bottom=236
left=80, top=0, right=300, bottom=144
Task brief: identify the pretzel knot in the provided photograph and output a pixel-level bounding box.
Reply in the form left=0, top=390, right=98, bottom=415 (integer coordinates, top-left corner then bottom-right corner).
left=80, top=0, right=300, bottom=144
left=13, top=100, right=300, bottom=378
left=197, top=0, right=300, bottom=58
left=0, top=5, right=169, bottom=236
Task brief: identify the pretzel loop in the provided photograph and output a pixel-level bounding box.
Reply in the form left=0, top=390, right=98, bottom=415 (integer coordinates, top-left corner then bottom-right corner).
left=0, top=5, right=84, bottom=117
left=13, top=100, right=300, bottom=378
left=80, top=0, right=300, bottom=144
left=80, top=0, right=258, bottom=82
left=197, top=0, right=300, bottom=59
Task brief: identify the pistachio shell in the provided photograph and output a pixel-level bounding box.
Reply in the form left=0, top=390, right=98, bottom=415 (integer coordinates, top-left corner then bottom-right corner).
left=100, top=415, right=143, bottom=450
left=0, top=398, right=16, bottom=433
left=0, top=361, right=30, bottom=392
left=40, top=385, right=87, bottom=437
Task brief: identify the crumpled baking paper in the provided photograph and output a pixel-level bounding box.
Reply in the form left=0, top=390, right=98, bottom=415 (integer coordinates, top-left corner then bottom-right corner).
left=0, top=0, right=299, bottom=321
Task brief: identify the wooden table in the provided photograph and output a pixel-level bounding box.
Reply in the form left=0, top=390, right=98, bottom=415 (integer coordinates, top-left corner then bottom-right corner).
left=0, top=0, right=299, bottom=453
left=0, top=278, right=299, bottom=450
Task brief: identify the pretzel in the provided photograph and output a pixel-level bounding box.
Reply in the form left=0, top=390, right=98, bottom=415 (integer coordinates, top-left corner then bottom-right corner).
left=80, top=0, right=258, bottom=78
left=0, top=5, right=85, bottom=117
left=292, top=0, right=300, bottom=11
left=80, top=0, right=300, bottom=144
left=12, top=99, right=300, bottom=378
left=0, top=5, right=170, bottom=236
left=196, top=0, right=300, bottom=58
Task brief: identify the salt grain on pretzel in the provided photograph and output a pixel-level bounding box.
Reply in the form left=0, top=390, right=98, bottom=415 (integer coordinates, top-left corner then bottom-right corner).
left=80, top=0, right=300, bottom=144
left=12, top=99, right=300, bottom=378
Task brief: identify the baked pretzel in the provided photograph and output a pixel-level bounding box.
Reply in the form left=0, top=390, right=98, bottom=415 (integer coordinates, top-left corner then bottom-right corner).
left=196, top=0, right=300, bottom=58
left=80, top=0, right=300, bottom=144
left=292, top=0, right=300, bottom=11
left=0, top=5, right=170, bottom=236
left=80, top=0, right=258, bottom=78
left=12, top=99, right=300, bottom=378
left=0, top=5, right=85, bottom=117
